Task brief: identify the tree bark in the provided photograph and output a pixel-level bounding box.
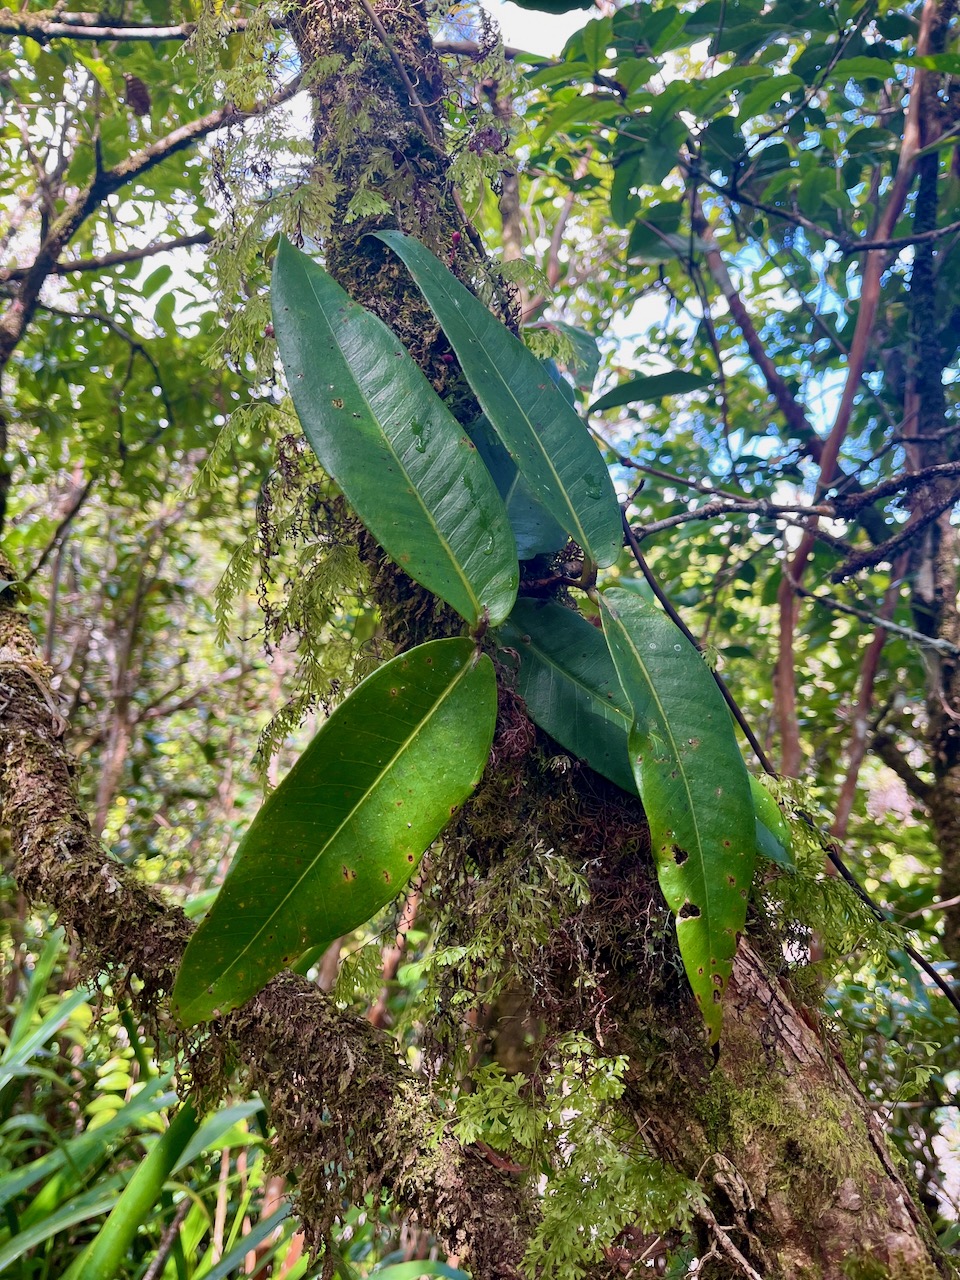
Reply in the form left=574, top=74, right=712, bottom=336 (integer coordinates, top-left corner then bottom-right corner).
left=1, top=0, right=956, bottom=1275
left=270, top=1, right=954, bottom=1273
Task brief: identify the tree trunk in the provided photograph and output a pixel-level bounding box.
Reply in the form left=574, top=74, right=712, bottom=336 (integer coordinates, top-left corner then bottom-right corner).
left=0, top=0, right=955, bottom=1275
left=274, top=1, right=953, bottom=1274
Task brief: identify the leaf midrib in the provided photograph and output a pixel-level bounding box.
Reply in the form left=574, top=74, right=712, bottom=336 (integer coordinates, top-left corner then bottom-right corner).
left=197, top=654, right=475, bottom=1009
left=606, top=604, right=717, bottom=934
left=522, top=633, right=630, bottom=728
left=381, top=234, right=597, bottom=559
left=299, top=262, right=485, bottom=623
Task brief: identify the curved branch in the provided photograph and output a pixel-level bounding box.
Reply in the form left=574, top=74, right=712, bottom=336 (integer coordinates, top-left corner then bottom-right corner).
left=0, top=562, right=533, bottom=1278
left=0, top=232, right=212, bottom=284
left=0, top=77, right=300, bottom=372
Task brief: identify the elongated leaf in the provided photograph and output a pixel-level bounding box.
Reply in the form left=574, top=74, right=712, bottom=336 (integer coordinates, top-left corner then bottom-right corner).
left=600, top=589, right=755, bottom=1043
left=62, top=1102, right=201, bottom=1280
left=0, top=1078, right=176, bottom=1215
left=499, top=602, right=790, bottom=869
left=0, top=1179, right=126, bottom=1274
left=498, top=599, right=635, bottom=794
left=375, top=232, right=623, bottom=569
left=589, top=370, right=713, bottom=414
left=467, top=415, right=568, bottom=559
left=173, top=639, right=496, bottom=1025
left=199, top=1206, right=293, bottom=1280
left=272, top=238, right=518, bottom=627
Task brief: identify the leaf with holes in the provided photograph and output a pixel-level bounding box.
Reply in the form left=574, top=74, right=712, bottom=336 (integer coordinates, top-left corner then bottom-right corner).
left=172, top=639, right=496, bottom=1026
left=375, top=231, right=622, bottom=569
left=600, top=589, right=755, bottom=1043
left=272, top=238, right=518, bottom=628
left=497, top=598, right=635, bottom=793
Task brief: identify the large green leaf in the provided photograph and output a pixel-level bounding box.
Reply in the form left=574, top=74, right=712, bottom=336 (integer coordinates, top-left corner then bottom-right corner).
left=272, top=238, right=518, bottom=627
left=499, top=602, right=792, bottom=866
left=600, top=589, right=755, bottom=1043
left=173, top=639, right=496, bottom=1025
left=375, top=232, right=623, bottom=569
left=589, top=370, right=713, bottom=414
left=498, top=598, right=635, bottom=794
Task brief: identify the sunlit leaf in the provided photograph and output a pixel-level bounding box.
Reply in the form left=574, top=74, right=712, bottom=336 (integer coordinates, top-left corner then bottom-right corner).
left=376, top=231, right=623, bottom=569
left=749, top=775, right=795, bottom=870
left=590, top=370, right=713, bottom=414
left=272, top=238, right=518, bottom=627
left=172, top=639, right=496, bottom=1025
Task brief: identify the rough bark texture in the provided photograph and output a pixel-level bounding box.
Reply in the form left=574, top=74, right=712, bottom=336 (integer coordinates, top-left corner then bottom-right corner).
left=2, top=0, right=957, bottom=1276
left=269, top=2, right=955, bottom=1274
left=903, top=42, right=960, bottom=961
left=0, top=573, right=534, bottom=1279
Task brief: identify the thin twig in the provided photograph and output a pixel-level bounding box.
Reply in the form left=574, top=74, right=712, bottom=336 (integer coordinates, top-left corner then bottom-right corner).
left=793, top=583, right=960, bottom=657
left=0, top=231, right=211, bottom=283
left=142, top=1198, right=191, bottom=1280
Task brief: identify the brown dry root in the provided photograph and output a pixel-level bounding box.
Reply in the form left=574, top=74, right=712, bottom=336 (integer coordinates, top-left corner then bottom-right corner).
left=0, top=574, right=533, bottom=1278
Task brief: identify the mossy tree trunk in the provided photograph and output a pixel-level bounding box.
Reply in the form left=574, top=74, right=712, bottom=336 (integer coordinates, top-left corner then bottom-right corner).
left=0, top=0, right=955, bottom=1277
left=276, top=0, right=953, bottom=1276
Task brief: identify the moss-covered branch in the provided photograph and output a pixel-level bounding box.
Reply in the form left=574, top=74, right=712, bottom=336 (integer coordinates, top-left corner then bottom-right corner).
left=0, top=569, right=534, bottom=1277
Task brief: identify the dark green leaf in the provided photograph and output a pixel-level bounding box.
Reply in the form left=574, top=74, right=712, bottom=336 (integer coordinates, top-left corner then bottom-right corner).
left=272, top=238, right=518, bottom=627
left=510, top=0, right=594, bottom=12
left=498, top=598, right=636, bottom=794
left=467, top=416, right=568, bottom=559
left=377, top=231, right=622, bottom=569
left=590, top=370, right=713, bottom=414
left=600, top=590, right=755, bottom=1043
left=172, top=639, right=497, bottom=1025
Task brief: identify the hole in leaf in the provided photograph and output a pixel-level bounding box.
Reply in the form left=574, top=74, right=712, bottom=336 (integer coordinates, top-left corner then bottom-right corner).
left=672, top=845, right=689, bottom=866
left=678, top=902, right=701, bottom=919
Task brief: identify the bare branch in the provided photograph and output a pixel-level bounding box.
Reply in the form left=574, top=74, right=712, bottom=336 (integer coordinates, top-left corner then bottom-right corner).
left=831, top=485, right=960, bottom=582
left=0, top=563, right=533, bottom=1277
left=0, top=10, right=283, bottom=43
left=791, top=581, right=960, bottom=658
left=0, top=231, right=212, bottom=284
left=0, top=76, right=300, bottom=371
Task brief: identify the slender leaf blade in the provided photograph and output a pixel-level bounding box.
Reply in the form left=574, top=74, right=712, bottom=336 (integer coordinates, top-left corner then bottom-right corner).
left=173, top=639, right=496, bottom=1025
left=498, top=598, right=636, bottom=794
left=600, top=589, right=755, bottom=1043
left=272, top=238, right=518, bottom=626
left=749, top=774, right=795, bottom=870
left=375, top=231, right=623, bottom=568
left=589, top=370, right=713, bottom=414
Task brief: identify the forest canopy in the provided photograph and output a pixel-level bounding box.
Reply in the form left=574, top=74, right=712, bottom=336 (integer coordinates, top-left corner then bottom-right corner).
left=2, top=0, right=960, bottom=1276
